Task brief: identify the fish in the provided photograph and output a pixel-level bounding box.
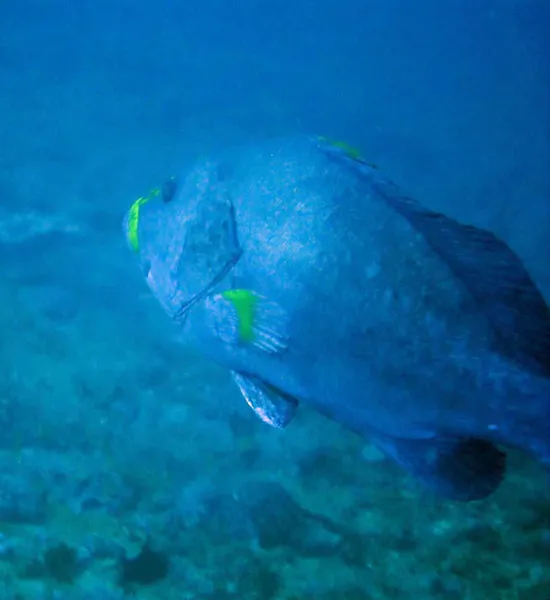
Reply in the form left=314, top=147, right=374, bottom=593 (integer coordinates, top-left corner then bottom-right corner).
left=123, top=134, right=550, bottom=501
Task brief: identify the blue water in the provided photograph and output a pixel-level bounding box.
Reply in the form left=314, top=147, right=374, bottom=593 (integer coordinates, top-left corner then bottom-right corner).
left=1, top=1, right=549, bottom=598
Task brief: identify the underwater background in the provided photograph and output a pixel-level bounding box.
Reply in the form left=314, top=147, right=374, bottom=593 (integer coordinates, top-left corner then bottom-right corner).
left=1, top=0, right=549, bottom=598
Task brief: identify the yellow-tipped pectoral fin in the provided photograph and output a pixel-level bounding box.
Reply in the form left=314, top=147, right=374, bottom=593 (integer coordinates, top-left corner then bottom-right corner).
left=204, top=289, right=289, bottom=354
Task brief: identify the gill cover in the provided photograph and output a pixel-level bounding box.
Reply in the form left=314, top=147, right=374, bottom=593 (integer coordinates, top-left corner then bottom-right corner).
left=173, top=161, right=242, bottom=311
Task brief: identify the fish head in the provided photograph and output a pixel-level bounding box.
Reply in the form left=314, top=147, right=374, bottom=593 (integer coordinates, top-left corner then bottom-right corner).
left=123, top=160, right=242, bottom=322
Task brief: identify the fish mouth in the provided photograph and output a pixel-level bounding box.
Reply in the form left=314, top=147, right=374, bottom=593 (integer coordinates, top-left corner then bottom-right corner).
left=172, top=249, right=243, bottom=323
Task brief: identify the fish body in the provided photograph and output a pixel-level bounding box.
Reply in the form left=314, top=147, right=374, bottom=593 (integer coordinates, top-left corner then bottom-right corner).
left=125, top=135, right=550, bottom=500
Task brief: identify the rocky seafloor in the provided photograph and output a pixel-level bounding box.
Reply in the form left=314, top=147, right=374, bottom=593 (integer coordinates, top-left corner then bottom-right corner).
left=0, top=217, right=549, bottom=600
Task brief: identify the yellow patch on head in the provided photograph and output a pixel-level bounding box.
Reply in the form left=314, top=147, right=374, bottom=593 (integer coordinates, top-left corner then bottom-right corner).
left=127, top=187, right=160, bottom=253
left=318, top=136, right=378, bottom=169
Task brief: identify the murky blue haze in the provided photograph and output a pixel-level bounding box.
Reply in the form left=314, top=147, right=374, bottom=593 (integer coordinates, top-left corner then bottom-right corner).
left=0, top=0, right=549, bottom=598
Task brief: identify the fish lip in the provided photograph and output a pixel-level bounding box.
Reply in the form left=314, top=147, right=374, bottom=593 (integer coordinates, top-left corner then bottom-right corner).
left=172, top=248, right=243, bottom=323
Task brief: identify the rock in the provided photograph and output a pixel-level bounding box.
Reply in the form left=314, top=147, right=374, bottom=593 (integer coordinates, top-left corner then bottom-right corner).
left=0, top=209, right=81, bottom=244
left=17, top=284, right=79, bottom=324
left=0, top=473, right=47, bottom=524
left=236, top=481, right=342, bottom=556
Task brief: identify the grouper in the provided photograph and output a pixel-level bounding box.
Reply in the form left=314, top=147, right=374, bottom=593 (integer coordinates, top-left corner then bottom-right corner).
left=123, top=135, right=550, bottom=501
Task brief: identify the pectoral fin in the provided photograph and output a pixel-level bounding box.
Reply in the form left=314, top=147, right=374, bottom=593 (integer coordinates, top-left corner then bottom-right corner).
left=204, top=289, right=289, bottom=354
left=232, top=371, right=298, bottom=428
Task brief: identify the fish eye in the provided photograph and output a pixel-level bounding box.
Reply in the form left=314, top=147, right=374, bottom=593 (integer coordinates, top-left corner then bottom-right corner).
left=162, top=177, right=178, bottom=203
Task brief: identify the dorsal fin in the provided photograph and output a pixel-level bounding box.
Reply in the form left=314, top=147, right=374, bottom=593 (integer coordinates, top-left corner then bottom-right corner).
left=376, top=180, right=550, bottom=376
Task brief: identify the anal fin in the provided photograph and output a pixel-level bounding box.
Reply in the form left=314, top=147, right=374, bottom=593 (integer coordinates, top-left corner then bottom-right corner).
left=232, top=371, right=298, bottom=429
